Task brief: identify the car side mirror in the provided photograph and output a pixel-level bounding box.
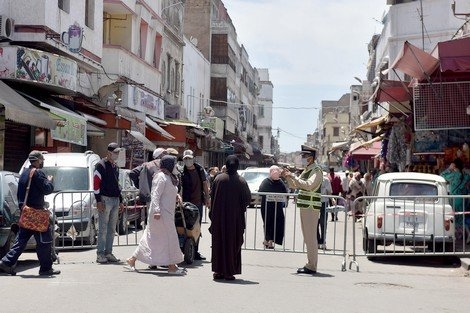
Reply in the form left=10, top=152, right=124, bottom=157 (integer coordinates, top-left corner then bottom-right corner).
left=44, top=201, right=50, bottom=209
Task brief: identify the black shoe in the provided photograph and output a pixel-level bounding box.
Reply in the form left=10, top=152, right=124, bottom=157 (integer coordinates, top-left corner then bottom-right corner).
left=195, top=253, right=206, bottom=261
left=39, top=268, right=61, bottom=276
left=296, top=267, right=316, bottom=275
left=0, top=261, right=16, bottom=276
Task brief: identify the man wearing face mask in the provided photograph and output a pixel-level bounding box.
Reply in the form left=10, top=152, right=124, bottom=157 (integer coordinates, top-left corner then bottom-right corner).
left=0, top=151, right=57, bottom=276
left=93, top=142, right=124, bottom=264
left=181, top=149, right=210, bottom=260
left=282, top=145, right=322, bottom=275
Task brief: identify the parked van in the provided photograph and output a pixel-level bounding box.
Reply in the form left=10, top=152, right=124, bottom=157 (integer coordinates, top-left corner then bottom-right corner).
left=19, top=151, right=101, bottom=245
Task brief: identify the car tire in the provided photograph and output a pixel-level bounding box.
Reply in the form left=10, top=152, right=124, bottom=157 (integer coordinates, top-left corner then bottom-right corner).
left=118, top=210, right=128, bottom=235
left=0, top=230, right=16, bottom=258
left=363, top=231, right=377, bottom=254
left=183, top=238, right=195, bottom=264
left=85, top=218, right=97, bottom=245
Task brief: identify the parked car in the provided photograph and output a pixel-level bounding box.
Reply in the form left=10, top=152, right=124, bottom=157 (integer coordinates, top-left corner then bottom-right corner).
left=239, top=167, right=270, bottom=207
left=118, top=169, right=147, bottom=235
left=0, top=171, right=21, bottom=258
left=362, top=172, right=455, bottom=254
left=19, top=151, right=101, bottom=245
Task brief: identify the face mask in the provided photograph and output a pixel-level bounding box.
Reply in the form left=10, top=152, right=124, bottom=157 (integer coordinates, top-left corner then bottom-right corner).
left=184, top=159, right=194, bottom=167
left=172, top=166, right=179, bottom=175
left=301, top=158, right=308, bottom=167
left=110, top=153, right=119, bottom=161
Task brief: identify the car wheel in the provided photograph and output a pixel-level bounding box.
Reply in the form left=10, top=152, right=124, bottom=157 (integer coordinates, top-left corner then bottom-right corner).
left=183, top=238, right=195, bottom=264
left=85, top=218, right=97, bottom=245
left=363, top=231, right=376, bottom=254
left=118, top=211, right=128, bottom=235
left=0, top=230, right=16, bottom=258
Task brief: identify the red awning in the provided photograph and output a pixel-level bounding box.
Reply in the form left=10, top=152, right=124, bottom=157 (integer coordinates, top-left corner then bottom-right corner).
left=371, top=79, right=412, bottom=103
left=384, top=41, right=439, bottom=81
left=350, top=141, right=381, bottom=160
left=435, top=36, right=470, bottom=73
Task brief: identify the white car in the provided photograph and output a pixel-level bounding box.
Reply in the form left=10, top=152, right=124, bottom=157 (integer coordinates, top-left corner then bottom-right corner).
left=363, top=172, right=455, bottom=254
left=239, top=167, right=271, bottom=207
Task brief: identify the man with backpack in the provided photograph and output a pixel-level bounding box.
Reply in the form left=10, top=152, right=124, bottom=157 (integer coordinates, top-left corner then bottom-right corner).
left=129, top=147, right=168, bottom=225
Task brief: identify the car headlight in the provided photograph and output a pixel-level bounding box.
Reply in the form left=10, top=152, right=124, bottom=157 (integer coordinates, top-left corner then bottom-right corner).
left=70, top=200, right=90, bottom=218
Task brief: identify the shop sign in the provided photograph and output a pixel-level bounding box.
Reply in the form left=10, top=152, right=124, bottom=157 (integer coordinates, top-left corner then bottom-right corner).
left=50, top=109, right=87, bottom=146
left=122, top=85, right=164, bottom=119
left=200, top=117, right=224, bottom=139
left=0, top=46, right=78, bottom=91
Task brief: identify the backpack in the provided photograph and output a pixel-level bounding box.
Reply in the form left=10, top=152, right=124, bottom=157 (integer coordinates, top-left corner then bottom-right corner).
left=138, top=161, right=158, bottom=203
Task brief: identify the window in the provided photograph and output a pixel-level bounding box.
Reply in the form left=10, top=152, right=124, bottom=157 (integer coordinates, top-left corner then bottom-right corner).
left=153, top=34, right=163, bottom=68
left=161, top=62, right=166, bottom=92
left=139, top=21, right=149, bottom=59
left=175, top=61, right=180, bottom=96
left=85, top=0, right=95, bottom=29
left=259, top=104, right=265, bottom=117
left=333, top=127, right=340, bottom=137
left=42, top=167, right=89, bottom=191
left=58, top=0, right=70, bottom=13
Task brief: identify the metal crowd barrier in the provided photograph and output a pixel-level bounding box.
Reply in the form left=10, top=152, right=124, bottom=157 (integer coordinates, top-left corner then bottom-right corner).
left=243, top=192, right=350, bottom=271
left=349, top=194, right=470, bottom=272
left=51, top=189, right=146, bottom=250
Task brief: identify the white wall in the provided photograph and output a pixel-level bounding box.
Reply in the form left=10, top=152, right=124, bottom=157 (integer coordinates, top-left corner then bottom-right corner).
left=183, top=36, right=211, bottom=123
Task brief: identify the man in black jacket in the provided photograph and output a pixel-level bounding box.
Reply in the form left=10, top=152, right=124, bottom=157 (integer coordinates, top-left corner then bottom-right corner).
left=181, top=149, right=210, bottom=260
left=93, top=143, right=124, bottom=264
left=0, top=150, right=57, bottom=276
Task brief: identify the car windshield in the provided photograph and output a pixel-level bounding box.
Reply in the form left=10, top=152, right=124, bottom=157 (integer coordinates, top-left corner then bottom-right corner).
left=241, top=171, right=269, bottom=189
left=389, top=182, right=438, bottom=201
left=42, top=167, right=89, bottom=191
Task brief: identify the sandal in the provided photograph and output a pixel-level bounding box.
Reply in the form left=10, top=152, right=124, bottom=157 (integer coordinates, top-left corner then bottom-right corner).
left=124, top=258, right=136, bottom=272
left=167, top=268, right=187, bottom=276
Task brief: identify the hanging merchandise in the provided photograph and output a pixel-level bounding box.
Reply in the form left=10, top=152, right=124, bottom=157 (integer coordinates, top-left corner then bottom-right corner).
left=387, top=122, right=408, bottom=170
left=381, top=129, right=391, bottom=159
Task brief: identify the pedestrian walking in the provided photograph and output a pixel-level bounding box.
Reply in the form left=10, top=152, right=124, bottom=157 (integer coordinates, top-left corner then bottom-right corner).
left=93, top=142, right=124, bottom=264
left=318, top=174, right=332, bottom=250
left=129, top=147, right=167, bottom=226
left=181, top=149, right=210, bottom=261
left=327, top=167, right=342, bottom=221
left=0, top=150, right=59, bottom=276
left=209, top=155, right=251, bottom=280
left=126, top=155, right=186, bottom=275
left=282, top=145, right=323, bottom=275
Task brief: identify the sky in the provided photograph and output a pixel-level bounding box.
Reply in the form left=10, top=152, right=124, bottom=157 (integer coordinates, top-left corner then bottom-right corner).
left=223, top=0, right=388, bottom=153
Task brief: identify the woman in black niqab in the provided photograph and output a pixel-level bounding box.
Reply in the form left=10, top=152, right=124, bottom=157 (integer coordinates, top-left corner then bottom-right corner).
left=225, top=155, right=239, bottom=175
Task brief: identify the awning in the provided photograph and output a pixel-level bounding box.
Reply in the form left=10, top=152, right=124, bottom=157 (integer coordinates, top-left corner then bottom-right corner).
left=370, top=79, right=413, bottom=103
left=127, top=130, right=156, bottom=151
left=329, top=141, right=349, bottom=151
left=146, top=116, right=175, bottom=140
left=355, top=115, right=388, bottom=131
left=435, top=36, right=470, bottom=73
left=384, top=41, right=439, bottom=81
left=350, top=141, right=381, bottom=159
left=78, top=111, right=108, bottom=126
left=0, top=80, right=57, bottom=129
left=87, top=123, right=105, bottom=137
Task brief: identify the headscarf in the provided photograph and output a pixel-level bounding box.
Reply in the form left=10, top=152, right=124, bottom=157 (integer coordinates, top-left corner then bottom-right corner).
left=160, top=155, right=178, bottom=186
left=269, top=165, right=281, bottom=181
left=225, top=155, right=239, bottom=175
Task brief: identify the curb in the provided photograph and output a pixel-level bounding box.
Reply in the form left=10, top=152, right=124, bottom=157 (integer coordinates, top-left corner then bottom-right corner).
left=460, top=257, right=470, bottom=271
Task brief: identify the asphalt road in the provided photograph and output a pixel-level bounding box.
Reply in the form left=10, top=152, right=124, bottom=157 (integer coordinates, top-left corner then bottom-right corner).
left=1, top=210, right=470, bottom=313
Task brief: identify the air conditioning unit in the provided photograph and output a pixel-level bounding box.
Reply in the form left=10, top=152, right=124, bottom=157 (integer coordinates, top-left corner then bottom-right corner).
left=0, top=15, right=14, bottom=40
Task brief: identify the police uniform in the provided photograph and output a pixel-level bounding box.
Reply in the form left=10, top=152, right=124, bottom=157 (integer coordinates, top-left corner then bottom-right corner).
left=284, top=145, right=323, bottom=274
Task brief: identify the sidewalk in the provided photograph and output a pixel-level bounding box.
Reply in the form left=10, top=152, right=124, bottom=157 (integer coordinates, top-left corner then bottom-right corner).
left=1, top=223, right=469, bottom=313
